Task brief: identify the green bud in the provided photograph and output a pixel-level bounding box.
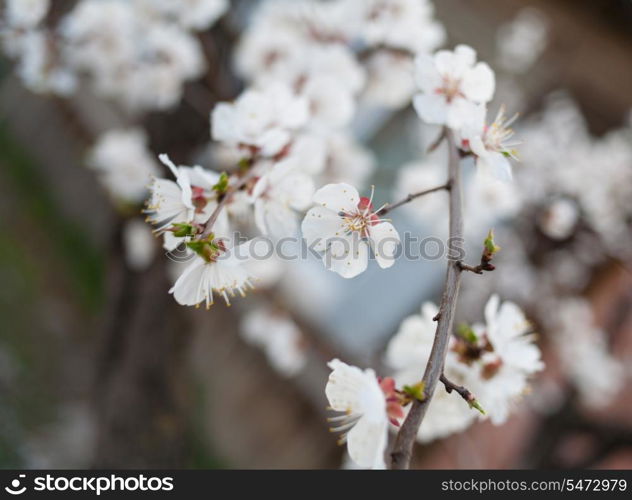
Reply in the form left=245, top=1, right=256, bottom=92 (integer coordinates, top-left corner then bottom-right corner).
left=403, top=382, right=425, bottom=402
left=212, top=172, right=229, bottom=194
left=186, top=233, right=220, bottom=262
left=484, top=229, right=501, bottom=255
left=469, top=399, right=486, bottom=415
left=457, top=323, right=478, bottom=344
left=171, top=223, right=194, bottom=238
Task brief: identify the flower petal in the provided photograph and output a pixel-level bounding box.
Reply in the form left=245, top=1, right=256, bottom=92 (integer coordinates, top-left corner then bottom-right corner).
left=312, top=183, right=360, bottom=213
left=462, top=62, right=495, bottom=103
left=369, top=222, right=400, bottom=269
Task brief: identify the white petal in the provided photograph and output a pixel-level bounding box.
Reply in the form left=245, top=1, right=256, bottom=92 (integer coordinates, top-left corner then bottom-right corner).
left=414, top=53, right=442, bottom=94
left=413, top=93, right=448, bottom=126
left=369, top=222, right=400, bottom=269
left=325, top=237, right=369, bottom=279
left=312, top=183, right=360, bottom=213
left=169, top=257, right=208, bottom=306
left=346, top=416, right=388, bottom=469
left=462, top=62, right=495, bottom=103
left=325, top=359, right=373, bottom=412
left=301, top=205, right=346, bottom=251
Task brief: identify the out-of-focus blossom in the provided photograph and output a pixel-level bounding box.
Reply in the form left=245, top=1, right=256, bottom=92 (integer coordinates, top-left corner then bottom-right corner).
left=240, top=307, right=307, bottom=377
left=302, top=184, right=400, bottom=278
left=88, top=128, right=160, bottom=204
left=136, top=0, right=228, bottom=31
left=251, top=162, right=315, bottom=239
left=122, top=219, right=157, bottom=272
left=351, top=0, right=445, bottom=54
left=5, top=0, right=50, bottom=29
left=550, top=298, right=624, bottom=408
left=538, top=198, right=580, bottom=240
left=496, top=8, right=549, bottom=74
left=362, top=51, right=416, bottom=109
left=413, top=45, right=495, bottom=130
left=211, top=83, right=309, bottom=157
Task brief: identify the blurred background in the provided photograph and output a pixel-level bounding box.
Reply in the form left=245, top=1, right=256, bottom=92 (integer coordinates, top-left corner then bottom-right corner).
left=0, top=0, right=631, bottom=469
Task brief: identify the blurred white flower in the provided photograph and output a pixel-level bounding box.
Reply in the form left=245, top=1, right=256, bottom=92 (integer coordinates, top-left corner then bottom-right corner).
left=325, top=359, right=391, bottom=469
left=362, top=51, right=416, bottom=109
left=5, top=0, right=50, bottom=28
left=211, top=83, right=309, bottom=156
left=353, top=0, right=445, bottom=54
left=413, top=45, right=495, bottom=130
left=460, top=105, right=520, bottom=181
left=136, top=0, right=228, bottom=31
left=88, top=128, right=160, bottom=204
left=550, top=298, right=624, bottom=408
left=302, top=183, right=400, bottom=278
left=122, top=219, right=156, bottom=272
left=538, top=198, right=580, bottom=240
left=322, top=134, right=375, bottom=188
left=240, top=307, right=307, bottom=377
left=496, top=8, right=549, bottom=74
left=251, top=162, right=315, bottom=239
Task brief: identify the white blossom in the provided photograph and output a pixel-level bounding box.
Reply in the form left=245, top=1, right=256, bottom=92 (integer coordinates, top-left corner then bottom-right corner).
left=460, top=105, right=520, bottom=181
left=538, top=198, right=580, bottom=240
left=135, top=0, right=228, bottom=31
left=122, top=219, right=156, bottom=272
left=325, top=359, right=390, bottom=469
left=211, top=83, right=309, bottom=157
left=251, top=162, right=315, bottom=239
left=170, top=239, right=255, bottom=308
left=302, top=183, right=400, bottom=278
left=88, top=128, right=160, bottom=204
left=413, top=45, right=495, bottom=130
left=240, top=307, right=307, bottom=377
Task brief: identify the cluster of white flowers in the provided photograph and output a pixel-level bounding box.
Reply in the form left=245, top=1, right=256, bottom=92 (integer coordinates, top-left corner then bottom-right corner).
left=326, top=296, right=542, bottom=468
left=1, top=0, right=227, bottom=110
left=235, top=0, right=444, bottom=111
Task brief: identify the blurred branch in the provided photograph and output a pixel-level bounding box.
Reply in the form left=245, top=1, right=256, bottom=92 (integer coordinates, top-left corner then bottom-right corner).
left=377, top=183, right=450, bottom=216
left=390, top=128, right=464, bottom=469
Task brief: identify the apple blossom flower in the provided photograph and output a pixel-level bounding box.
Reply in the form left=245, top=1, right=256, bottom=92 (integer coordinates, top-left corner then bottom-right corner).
left=240, top=307, right=307, bottom=377
left=413, top=45, right=495, bottom=130
left=145, top=154, right=228, bottom=239
left=251, top=162, right=315, bottom=239
left=460, top=105, right=520, bottom=181
left=88, top=128, right=160, bottom=204
left=301, top=183, right=400, bottom=278
left=325, top=359, right=403, bottom=469
left=211, top=83, right=309, bottom=157
left=170, top=237, right=255, bottom=308
left=362, top=50, right=416, bottom=109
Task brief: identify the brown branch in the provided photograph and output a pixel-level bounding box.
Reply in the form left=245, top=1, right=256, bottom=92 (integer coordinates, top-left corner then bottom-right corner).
left=376, top=183, right=450, bottom=216
left=440, top=374, right=475, bottom=405
left=457, top=235, right=497, bottom=274
left=390, top=128, right=464, bottom=469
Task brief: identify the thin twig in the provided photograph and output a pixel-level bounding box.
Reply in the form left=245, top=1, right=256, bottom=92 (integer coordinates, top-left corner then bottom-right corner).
left=440, top=374, right=474, bottom=404
left=390, top=128, right=464, bottom=469
left=426, top=128, right=447, bottom=154
left=376, top=183, right=450, bottom=216
left=200, top=172, right=254, bottom=238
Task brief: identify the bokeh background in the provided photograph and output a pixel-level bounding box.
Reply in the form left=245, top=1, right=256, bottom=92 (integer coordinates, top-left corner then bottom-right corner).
left=1, top=0, right=631, bottom=469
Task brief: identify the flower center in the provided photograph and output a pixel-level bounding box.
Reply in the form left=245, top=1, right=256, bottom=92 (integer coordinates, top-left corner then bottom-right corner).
left=437, top=75, right=464, bottom=103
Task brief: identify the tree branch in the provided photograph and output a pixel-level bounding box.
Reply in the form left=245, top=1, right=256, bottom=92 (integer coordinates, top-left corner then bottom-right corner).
left=390, top=128, right=464, bottom=469
left=440, top=373, right=482, bottom=413
left=377, top=183, right=450, bottom=216
left=200, top=171, right=254, bottom=238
